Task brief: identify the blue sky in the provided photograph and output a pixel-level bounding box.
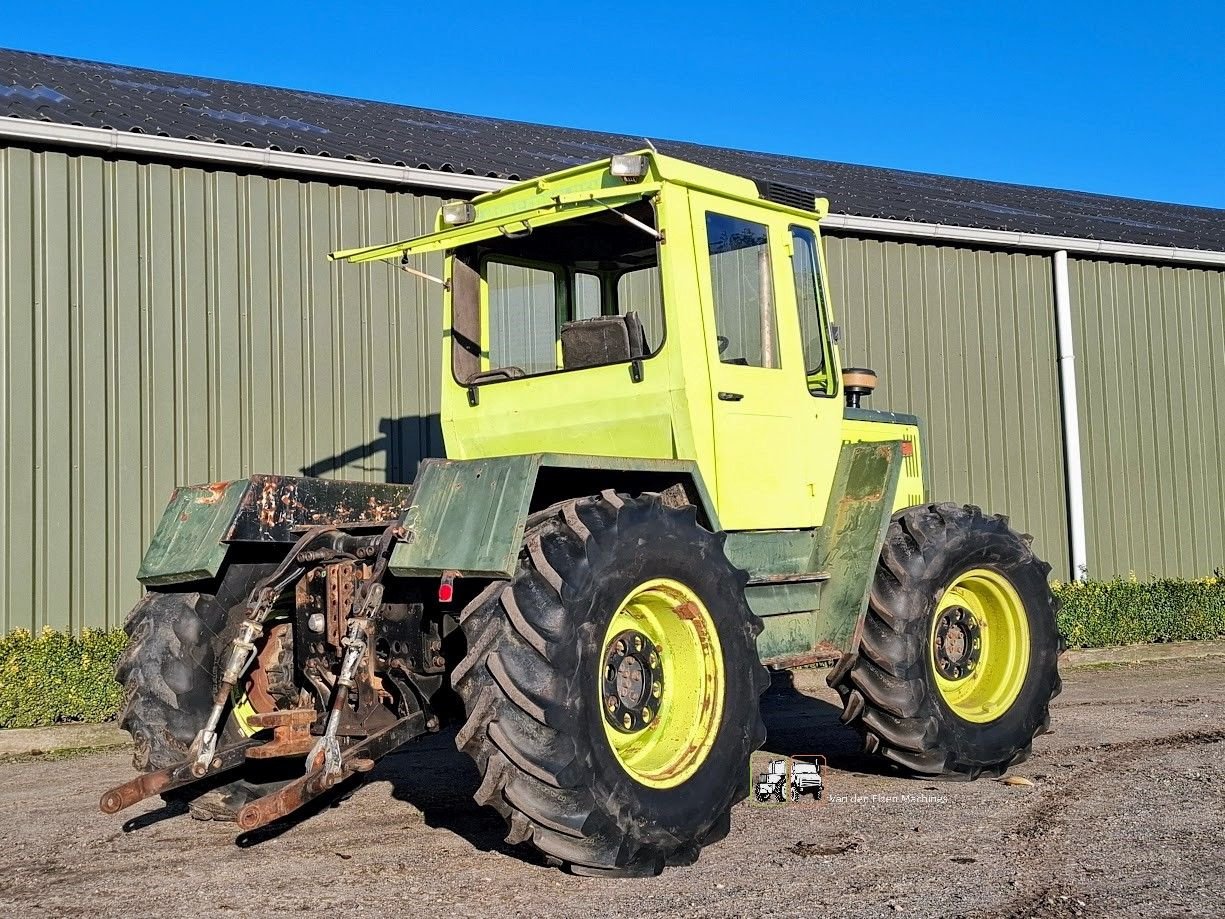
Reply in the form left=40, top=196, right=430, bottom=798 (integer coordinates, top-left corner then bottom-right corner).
left=4, top=1, right=1223, bottom=208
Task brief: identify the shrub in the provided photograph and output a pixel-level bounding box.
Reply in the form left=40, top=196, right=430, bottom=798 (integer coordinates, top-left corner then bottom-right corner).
left=2, top=575, right=1224, bottom=728
left=1054, top=574, right=1225, bottom=649
left=0, top=627, right=128, bottom=729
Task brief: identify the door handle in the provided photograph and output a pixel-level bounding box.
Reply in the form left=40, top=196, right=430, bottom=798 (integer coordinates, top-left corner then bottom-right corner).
left=717, top=391, right=744, bottom=402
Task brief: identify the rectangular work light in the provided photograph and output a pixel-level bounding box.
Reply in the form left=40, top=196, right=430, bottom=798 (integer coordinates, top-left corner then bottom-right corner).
left=610, top=154, right=649, bottom=182
left=440, top=200, right=476, bottom=226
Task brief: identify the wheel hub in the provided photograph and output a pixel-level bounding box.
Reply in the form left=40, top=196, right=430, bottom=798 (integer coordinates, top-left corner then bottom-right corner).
left=933, top=605, right=981, bottom=680
left=602, top=629, right=664, bottom=733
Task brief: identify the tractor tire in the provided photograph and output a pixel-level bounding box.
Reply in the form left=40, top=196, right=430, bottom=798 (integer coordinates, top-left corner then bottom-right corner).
left=452, top=491, right=768, bottom=876
left=115, top=560, right=287, bottom=818
left=830, top=503, right=1062, bottom=779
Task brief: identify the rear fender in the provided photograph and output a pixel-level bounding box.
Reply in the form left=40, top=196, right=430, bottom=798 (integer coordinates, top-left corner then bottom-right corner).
left=137, top=475, right=415, bottom=587
left=388, top=453, right=718, bottom=579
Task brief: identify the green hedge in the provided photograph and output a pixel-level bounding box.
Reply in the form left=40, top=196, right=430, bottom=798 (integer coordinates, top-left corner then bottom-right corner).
left=0, top=627, right=128, bottom=729
left=1, top=575, right=1224, bottom=728
left=1054, top=574, right=1225, bottom=648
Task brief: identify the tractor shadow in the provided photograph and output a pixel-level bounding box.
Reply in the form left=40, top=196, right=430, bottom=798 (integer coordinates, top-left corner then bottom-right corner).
left=376, top=728, right=550, bottom=866
left=756, top=670, right=906, bottom=779
left=371, top=670, right=904, bottom=858
left=233, top=670, right=905, bottom=855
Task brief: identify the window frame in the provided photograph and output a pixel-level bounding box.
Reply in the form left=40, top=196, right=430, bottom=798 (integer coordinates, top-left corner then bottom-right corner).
left=704, top=210, right=782, bottom=371
left=788, top=224, right=840, bottom=399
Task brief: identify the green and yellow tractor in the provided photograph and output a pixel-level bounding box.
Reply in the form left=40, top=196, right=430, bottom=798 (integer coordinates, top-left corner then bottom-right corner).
left=101, top=151, right=1061, bottom=876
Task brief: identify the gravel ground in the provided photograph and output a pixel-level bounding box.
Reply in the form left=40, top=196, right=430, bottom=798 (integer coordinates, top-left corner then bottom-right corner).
left=1, top=656, right=1222, bottom=919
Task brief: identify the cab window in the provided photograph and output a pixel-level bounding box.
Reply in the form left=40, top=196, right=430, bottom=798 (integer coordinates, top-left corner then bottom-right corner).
left=706, top=213, right=779, bottom=368
left=790, top=226, right=835, bottom=395
left=453, top=199, right=663, bottom=384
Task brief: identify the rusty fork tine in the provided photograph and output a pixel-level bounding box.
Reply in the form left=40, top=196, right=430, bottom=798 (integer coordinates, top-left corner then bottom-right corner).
left=99, top=739, right=262, bottom=815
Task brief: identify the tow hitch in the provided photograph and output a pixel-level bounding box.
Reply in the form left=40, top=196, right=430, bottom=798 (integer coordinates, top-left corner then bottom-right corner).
left=99, top=521, right=425, bottom=830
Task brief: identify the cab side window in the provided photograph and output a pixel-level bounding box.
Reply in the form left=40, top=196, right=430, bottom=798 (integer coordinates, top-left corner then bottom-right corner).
left=789, top=227, right=834, bottom=395
left=706, top=213, right=779, bottom=368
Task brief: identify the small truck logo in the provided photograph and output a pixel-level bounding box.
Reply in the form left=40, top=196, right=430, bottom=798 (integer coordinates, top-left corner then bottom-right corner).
left=753, top=756, right=824, bottom=804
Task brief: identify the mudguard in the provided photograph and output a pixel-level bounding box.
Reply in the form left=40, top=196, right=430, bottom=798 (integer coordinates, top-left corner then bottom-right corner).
left=136, top=456, right=717, bottom=587
left=136, top=475, right=414, bottom=586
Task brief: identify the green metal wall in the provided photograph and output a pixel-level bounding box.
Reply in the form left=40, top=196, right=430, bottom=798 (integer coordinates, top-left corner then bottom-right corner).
left=0, top=145, right=444, bottom=633
left=1068, top=257, right=1225, bottom=577
left=823, top=234, right=1071, bottom=578
left=3, top=143, right=1221, bottom=634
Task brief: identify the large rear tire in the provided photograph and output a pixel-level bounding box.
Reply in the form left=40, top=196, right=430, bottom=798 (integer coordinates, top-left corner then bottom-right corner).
left=830, top=503, right=1062, bottom=778
left=452, top=491, right=768, bottom=875
left=115, top=561, right=286, bottom=817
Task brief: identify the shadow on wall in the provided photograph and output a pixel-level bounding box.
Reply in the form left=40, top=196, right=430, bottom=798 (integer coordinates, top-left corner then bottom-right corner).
left=300, top=415, right=445, bottom=483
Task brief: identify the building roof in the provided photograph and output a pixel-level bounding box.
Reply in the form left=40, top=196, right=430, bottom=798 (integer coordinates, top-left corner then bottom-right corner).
left=2, top=47, right=1223, bottom=252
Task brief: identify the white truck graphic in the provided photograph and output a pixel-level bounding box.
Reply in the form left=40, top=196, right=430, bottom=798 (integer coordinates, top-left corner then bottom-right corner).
left=754, top=758, right=824, bottom=803
left=790, top=759, right=823, bottom=801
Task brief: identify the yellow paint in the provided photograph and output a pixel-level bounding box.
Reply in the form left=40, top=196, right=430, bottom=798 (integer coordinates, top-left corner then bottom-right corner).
left=930, top=568, right=1031, bottom=723
left=841, top=418, right=926, bottom=512
left=600, top=578, right=724, bottom=789
left=334, top=150, right=929, bottom=532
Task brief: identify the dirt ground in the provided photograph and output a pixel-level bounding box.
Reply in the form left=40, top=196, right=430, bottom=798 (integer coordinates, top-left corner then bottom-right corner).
left=1, top=657, right=1222, bottom=919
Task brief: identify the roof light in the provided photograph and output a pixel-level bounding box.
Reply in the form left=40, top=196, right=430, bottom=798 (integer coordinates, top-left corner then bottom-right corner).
left=440, top=200, right=476, bottom=226
left=610, top=154, right=648, bottom=182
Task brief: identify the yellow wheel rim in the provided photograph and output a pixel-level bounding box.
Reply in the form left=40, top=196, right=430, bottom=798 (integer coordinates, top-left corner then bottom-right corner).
left=599, top=578, right=724, bottom=789
left=930, top=568, right=1029, bottom=723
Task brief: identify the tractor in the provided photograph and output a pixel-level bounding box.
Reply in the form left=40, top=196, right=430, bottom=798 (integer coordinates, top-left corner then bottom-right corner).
left=101, top=151, right=1061, bottom=877
left=755, top=760, right=789, bottom=803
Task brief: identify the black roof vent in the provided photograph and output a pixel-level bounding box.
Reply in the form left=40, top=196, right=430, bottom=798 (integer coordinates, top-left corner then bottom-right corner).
left=753, top=179, right=816, bottom=212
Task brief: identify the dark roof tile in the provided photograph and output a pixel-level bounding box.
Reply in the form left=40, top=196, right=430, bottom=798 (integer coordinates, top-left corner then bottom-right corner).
left=1, top=46, right=1222, bottom=251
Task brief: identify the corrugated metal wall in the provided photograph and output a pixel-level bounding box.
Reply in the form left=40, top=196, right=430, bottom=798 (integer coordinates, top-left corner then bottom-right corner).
left=1069, top=257, right=1225, bottom=577
left=0, top=145, right=443, bottom=633
left=824, top=235, right=1071, bottom=577
left=3, top=143, right=1221, bottom=633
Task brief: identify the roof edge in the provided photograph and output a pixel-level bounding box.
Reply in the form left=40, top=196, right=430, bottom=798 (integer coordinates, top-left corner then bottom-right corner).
left=2, top=118, right=1224, bottom=269
left=0, top=116, right=505, bottom=194
left=821, top=213, right=1225, bottom=268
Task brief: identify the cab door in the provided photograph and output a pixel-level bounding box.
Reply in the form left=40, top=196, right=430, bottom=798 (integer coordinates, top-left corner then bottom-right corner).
left=689, top=192, right=824, bottom=530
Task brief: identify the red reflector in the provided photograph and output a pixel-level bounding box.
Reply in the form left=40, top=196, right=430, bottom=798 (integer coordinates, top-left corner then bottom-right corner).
left=438, top=582, right=454, bottom=603
left=900, top=441, right=914, bottom=457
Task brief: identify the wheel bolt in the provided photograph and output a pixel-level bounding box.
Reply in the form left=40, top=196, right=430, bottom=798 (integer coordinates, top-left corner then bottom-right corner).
left=606, top=696, right=618, bottom=714
left=622, top=713, right=633, bottom=730
left=633, top=635, right=643, bottom=652
left=641, top=707, right=653, bottom=723
left=648, top=651, right=658, bottom=667
left=651, top=680, right=661, bottom=698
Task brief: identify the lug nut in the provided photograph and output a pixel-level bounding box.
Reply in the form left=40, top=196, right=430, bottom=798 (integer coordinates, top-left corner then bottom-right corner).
left=641, top=707, right=653, bottom=723
left=651, top=680, right=661, bottom=698
left=307, top=613, right=326, bottom=633
left=622, top=713, right=633, bottom=730
left=648, top=651, right=658, bottom=667
left=606, top=696, right=618, bottom=714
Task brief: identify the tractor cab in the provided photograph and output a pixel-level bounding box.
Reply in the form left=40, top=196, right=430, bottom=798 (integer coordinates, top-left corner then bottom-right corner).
left=334, top=151, right=849, bottom=530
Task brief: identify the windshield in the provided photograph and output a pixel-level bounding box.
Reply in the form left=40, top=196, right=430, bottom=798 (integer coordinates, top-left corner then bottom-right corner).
left=451, top=199, right=663, bottom=385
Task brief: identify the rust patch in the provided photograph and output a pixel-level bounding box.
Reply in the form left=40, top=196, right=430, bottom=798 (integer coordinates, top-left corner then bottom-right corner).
left=763, top=642, right=842, bottom=670
left=194, top=481, right=230, bottom=505
left=675, top=601, right=702, bottom=621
